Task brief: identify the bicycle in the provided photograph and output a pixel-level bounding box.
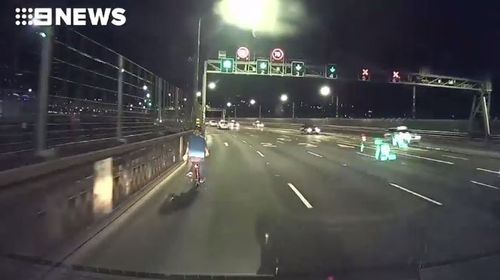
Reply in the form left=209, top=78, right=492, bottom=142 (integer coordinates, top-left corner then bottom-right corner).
left=191, top=162, right=202, bottom=188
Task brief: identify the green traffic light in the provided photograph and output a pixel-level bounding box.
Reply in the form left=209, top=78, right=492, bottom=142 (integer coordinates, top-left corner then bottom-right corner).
left=326, top=64, right=337, bottom=79
left=292, top=61, right=305, bottom=76
left=223, top=60, right=232, bottom=68
left=220, top=58, right=234, bottom=73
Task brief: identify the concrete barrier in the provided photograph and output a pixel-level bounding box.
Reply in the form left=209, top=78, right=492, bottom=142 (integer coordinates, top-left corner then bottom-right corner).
left=234, top=118, right=499, bottom=136
left=0, top=130, right=191, bottom=260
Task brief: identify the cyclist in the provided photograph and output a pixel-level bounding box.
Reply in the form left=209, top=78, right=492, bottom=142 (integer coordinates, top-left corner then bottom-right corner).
left=183, top=126, right=209, bottom=183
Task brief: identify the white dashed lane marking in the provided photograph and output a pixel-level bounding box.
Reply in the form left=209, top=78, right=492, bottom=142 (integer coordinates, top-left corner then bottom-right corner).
left=287, top=183, right=313, bottom=209
left=388, top=183, right=443, bottom=206
left=470, top=180, right=499, bottom=190
left=306, top=151, right=323, bottom=158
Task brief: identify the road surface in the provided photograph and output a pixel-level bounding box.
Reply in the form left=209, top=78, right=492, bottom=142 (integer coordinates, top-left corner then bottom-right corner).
left=53, top=126, right=500, bottom=279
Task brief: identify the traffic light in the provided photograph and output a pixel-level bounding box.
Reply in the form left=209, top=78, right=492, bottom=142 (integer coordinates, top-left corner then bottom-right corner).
left=360, top=68, right=370, bottom=81
left=256, top=59, right=270, bottom=74
left=392, top=71, right=401, bottom=83
left=291, top=61, right=305, bottom=77
left=271, top=65, right=284, bottom=75
left=220, top=58, right=234, bottom=73
left=326, top=64, right=337, bottom=79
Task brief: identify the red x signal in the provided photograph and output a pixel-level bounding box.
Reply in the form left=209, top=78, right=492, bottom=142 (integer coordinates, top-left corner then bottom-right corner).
left=392, top=71, right=401, bottom=82
left=362, top=69, right=369, bottom=75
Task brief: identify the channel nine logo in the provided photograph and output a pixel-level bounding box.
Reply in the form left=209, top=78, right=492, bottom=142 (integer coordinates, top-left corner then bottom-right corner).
left=15, top=7, right=126, bottom=26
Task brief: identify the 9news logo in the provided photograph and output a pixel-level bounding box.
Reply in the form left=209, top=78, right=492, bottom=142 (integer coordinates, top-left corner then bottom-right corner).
left=15, top=7, right=126, bottom=26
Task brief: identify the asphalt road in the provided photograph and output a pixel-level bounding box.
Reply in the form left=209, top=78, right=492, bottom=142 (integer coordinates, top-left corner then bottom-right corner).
left=62, top=126, right=500, bottom=279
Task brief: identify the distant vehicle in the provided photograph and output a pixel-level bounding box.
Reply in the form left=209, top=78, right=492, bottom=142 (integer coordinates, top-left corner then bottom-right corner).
left=208, top=120, right=218, bottom=127
left=300, top=124, right=321, bottom=135
left=253, top=120, right=264, bottom=128
left=217, top=120, right=229, bottom=130
left=384, top=126, right=421, bottom=146
left=229, top=119, right=240, bottom=130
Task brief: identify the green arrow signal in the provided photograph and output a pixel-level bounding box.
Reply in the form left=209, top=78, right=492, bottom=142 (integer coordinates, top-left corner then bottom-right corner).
left=329, top=66, right=336, bottom=73
left=223, top=60, right=232, bottom=68
left=295, top=64, right=302, bottom=71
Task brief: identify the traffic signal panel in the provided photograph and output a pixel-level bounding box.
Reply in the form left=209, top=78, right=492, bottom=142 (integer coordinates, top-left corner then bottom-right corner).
left=291, top=61, right=305, bottom=77
left=256, top=59, right=270, bottom=74
left=392, top=71, right=401, bottom=83
left=220, top=58, right=234, bottom=73
left=360, top=68, right=370, bottom=81
left=326, top=64, right=337, bottom=79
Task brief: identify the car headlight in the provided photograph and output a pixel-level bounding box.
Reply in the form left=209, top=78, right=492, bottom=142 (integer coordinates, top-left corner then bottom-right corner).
left=314, top=127, right=320, bottom=133
left=306, top=128, right=312, bottom=133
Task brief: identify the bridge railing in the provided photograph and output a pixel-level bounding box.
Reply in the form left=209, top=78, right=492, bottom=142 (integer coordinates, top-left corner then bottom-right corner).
left=0, top=27, right=191, bottom=167
left=0, top=130, right=190, bottom=260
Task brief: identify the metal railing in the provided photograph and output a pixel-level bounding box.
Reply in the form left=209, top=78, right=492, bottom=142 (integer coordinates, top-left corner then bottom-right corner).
left=0, top=27, right=191, bottom=159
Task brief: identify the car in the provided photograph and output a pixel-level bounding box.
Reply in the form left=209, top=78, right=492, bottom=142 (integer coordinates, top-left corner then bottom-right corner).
left=208, top=120, right=218, bottom=127
left=217, top=120, right=229, bottom=130
left=300, top=124, right=321, bottom=135
left=229, top=119, right=240, bottom=130
left=384, top=126, right=421, bottom=146
left=253, top=120, right=264, bottom=128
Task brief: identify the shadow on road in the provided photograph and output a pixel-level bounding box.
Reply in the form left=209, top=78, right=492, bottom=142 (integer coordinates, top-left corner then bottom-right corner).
left=159, top=186, right=199, bottom=215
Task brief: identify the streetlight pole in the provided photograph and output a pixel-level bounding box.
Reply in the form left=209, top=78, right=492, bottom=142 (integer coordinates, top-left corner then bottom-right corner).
left=201, top=61, right=207, bottom=124
left=292, top=102, right=295, bottom=119
left=412, top=86, right=416, bottom=119
left=335, top=95, right=339, bottom=118
left=193, top=17, right=202, bottom=121
left=258, top=105, right=262, bottom=119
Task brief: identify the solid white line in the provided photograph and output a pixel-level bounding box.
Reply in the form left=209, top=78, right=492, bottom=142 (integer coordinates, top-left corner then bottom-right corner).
left=241, top=140, right=247, bottom=144
left=388, top=183, right=443, bottom=206
left=85, top=175, right=93, bottom=179
left=442, top=155, right=468, bottom=160
left=356, top=152, right=375, bottom=158
left=470, top=180, right=499, bottom=190
left=277, top=141, right=285, bottom=144
left=256, top=151, right=265, bottom=158
left=476, top=167, right=500, bottom=175
left=287, top=183, right=313, bottom=209
left=398, top=153, right=454, bottom=165
left=306, top=151, right=323, bottom=158
left=224, top=142, right=229, bottom=147
left=337, top=143, right=355, bottom=149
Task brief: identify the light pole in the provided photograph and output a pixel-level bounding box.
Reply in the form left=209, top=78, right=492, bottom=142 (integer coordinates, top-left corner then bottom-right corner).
left=193, top=17, right=202, bottom=121
left=280, top=94, right=294, bottom=118
left=319, top=85, right=331, bottom=118
left=249, top=99, right=261, bottom=119
left=227, top=102, right=237, bottom=118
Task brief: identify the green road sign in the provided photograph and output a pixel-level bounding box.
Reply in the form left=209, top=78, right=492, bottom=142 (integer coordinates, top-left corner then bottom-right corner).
left=291, top=61, right=305, bottom=77
left=220, top=58, right=234, bottom=73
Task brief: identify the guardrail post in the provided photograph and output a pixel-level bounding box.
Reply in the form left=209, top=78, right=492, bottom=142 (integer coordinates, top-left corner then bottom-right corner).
left=35, top=27, right=53, bottom=156
left=117, top=55, right=124, bottom=140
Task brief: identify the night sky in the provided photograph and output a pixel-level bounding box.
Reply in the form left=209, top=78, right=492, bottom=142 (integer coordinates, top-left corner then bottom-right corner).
left=1, top=0, right=499, bottom=118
